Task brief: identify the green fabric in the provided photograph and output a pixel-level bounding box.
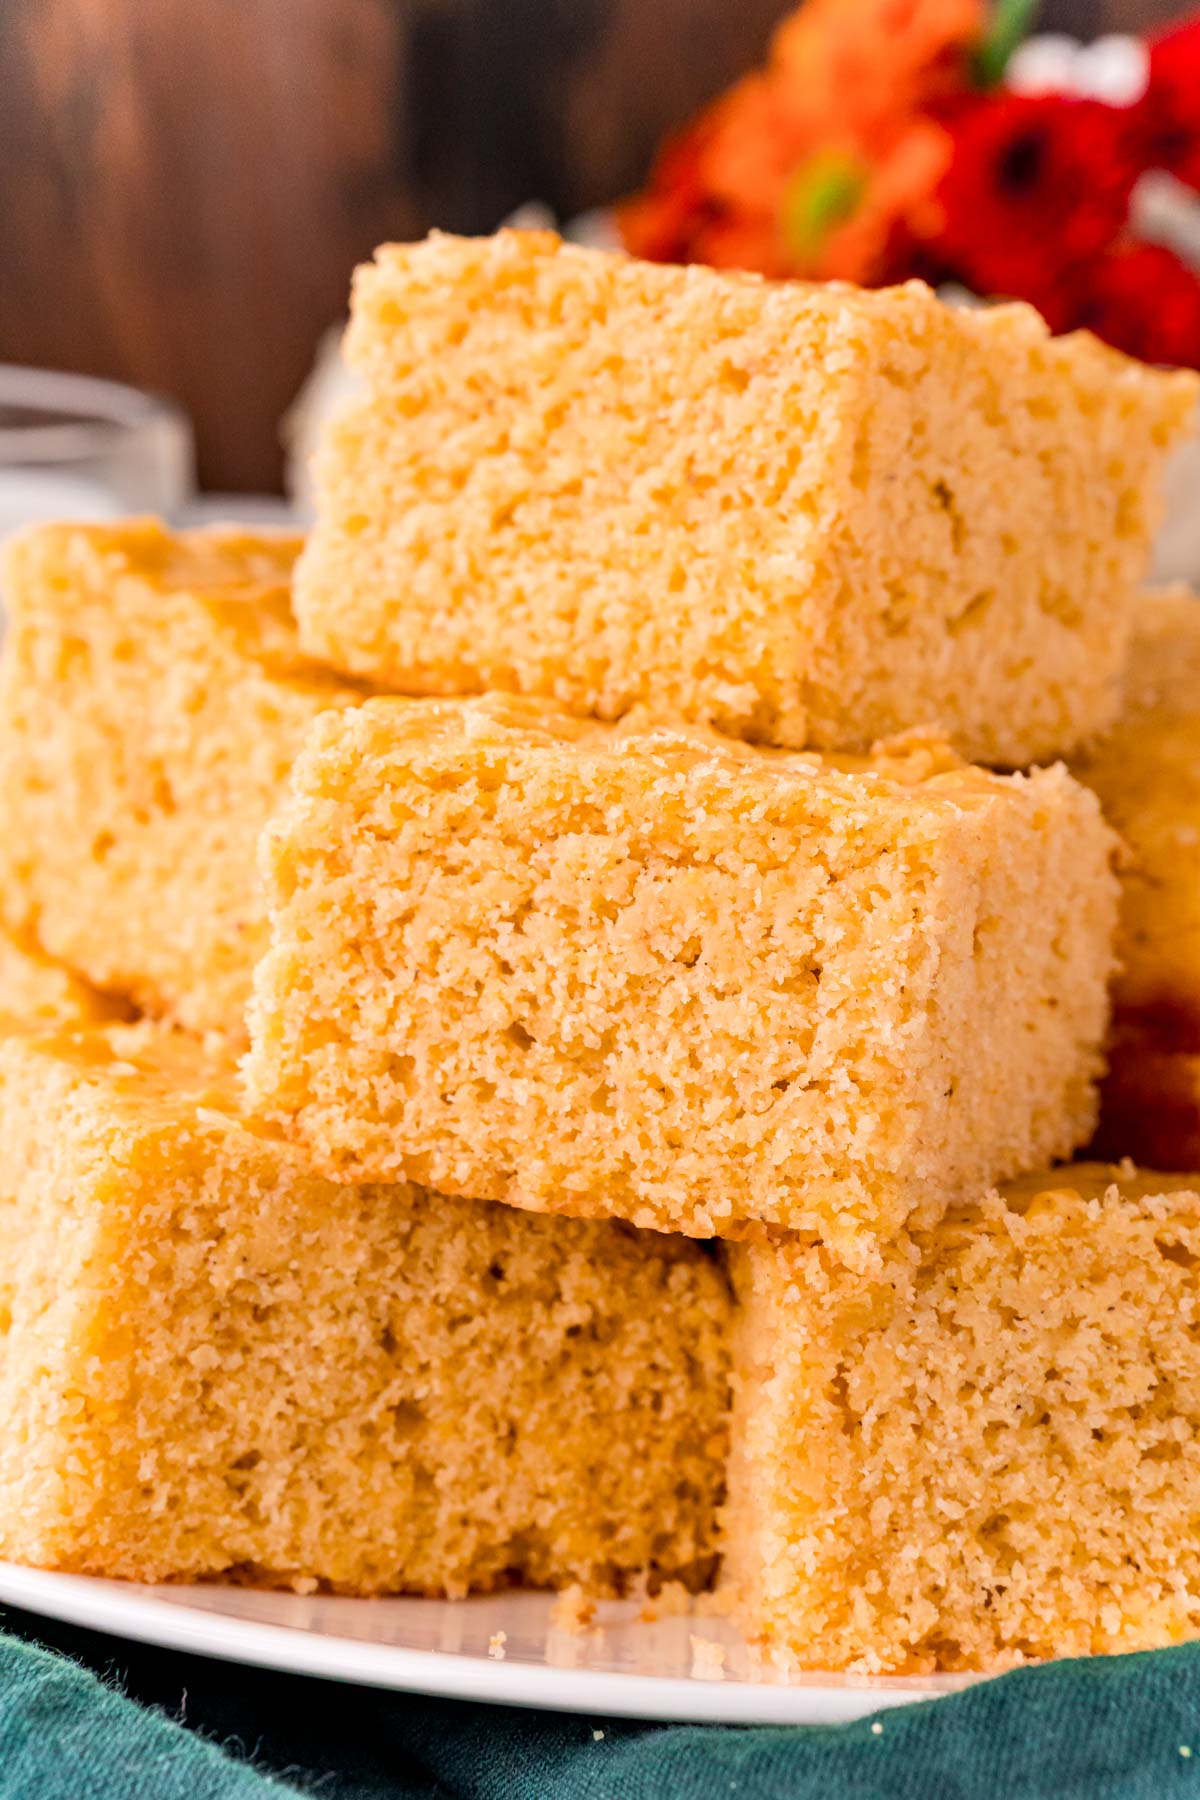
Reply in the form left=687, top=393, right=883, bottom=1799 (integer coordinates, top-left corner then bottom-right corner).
left=0, top=1617, right=293, bottom=1798
left=5, top=1604, right=1200, bottom=1798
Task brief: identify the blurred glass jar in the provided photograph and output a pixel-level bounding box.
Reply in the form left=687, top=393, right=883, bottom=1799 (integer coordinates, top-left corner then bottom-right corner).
left=0, top=364, right=194, bottom=539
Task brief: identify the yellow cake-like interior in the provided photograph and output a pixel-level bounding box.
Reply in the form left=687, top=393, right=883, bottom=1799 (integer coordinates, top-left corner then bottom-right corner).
left=245, top=693, right=1118, bottom=1262
left=724, top=1163, right=1200, bottom=1673
left=0, top=1022, right=731, bottom=1595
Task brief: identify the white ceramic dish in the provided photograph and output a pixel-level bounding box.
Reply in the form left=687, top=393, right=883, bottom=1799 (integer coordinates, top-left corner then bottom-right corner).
left=0, top=1563, right=979, bottom=1725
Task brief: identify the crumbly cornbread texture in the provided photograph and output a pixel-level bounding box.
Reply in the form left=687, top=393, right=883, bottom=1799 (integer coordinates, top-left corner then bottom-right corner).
left=724, top=1163, right=1200, bottom=1674
left=245, top=695, right=1119, bottom=1259
left=0, top=1024, right=730, bottom=1594
left=0, top=520, right=365, bottom=1037
left=294, top=230, right=1195, bottom=763
left=1073, top=590, right=1200, bottom=1166
left=0, top=928, right=130, bottom=1033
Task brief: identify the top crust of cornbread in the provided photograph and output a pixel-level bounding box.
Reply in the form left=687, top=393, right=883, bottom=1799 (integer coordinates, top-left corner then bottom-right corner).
left=13, top=519, right=316, bottom=675
left=724, top=1162, right=1200, bottom=1674
left=0, top=520, right=365, bottom=1037
left=0, top=928, right=130, bottom=1033
left=245, top=694, right=1118, bottom=1260
left=295, top=229, right=1196, bottom=763
left=1072, top=589, right=1200, bottom=1035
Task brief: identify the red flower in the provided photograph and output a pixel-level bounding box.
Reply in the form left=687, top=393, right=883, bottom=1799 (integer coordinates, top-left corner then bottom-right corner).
left=1066, top=242, right=1200, bottom=370
left=618, top=76, right=812, bottom=275
left=1135, top=16, right=1200, bottom=193
left=922, top=93, right=1135, bottom=303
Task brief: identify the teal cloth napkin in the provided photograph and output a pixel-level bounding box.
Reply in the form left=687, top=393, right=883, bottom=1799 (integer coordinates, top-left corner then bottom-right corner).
left=5, top=1604, right=1200, bottom=1799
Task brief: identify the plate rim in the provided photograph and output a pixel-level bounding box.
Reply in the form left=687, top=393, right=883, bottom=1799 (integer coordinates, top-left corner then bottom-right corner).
left=0, top=1563, right=976, bottom=1726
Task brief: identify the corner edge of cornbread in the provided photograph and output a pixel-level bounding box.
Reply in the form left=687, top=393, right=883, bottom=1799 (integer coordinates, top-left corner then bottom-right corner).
left=0, top=518, right=362, bottom=1036
left=0, top=1021, right=731, bottom=1596
left=722, top=1162, right=1200, bottom=1674
left=295, top=229, right=1196, bottom=762
left=245, top=695, right=1118, bottom=1257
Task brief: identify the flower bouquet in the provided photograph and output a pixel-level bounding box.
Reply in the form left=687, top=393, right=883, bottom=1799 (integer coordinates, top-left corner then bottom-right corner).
left=618, top=0, right=1200, bottom=372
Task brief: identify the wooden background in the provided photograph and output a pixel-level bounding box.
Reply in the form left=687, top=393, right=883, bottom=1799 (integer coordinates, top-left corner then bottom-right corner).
left=0, top=0, right=1189, bottom=491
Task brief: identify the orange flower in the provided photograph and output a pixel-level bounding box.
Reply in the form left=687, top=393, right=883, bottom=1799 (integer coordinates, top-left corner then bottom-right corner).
left=772, top=0, right=985, bottom=146
left=618, top=0, right=983, bottom=280
left=618, top=73, right=815, bottom=273
left=806, top=119, right=955, bottom=281
left=699, top=75, right=816, bottom=215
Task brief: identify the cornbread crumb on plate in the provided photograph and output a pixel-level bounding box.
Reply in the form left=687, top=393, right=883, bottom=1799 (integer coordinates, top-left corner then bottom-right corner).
left=549, top=1584, right=598, bottom=1632
left=724, top=1164, right=1200, bottom=1673
left=1072, top=589, right=1200, bottom=1167
left=0, top=926, right=131, bottom=1033
left=246, top=693, right=1119, bottom=1262
left=689, top=1635, right=727, bottom=1681
left=636, top=1581, right=694, bottom=1625
left=296, top=229, right=1195, bottom=763
left=0, top=1022, right=731, bottom=1596
left=0, top=519, right=364, bottom=1038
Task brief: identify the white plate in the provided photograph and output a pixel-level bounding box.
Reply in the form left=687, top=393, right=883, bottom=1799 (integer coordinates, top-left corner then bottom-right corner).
left=0, top=1563, right=979, bottom=1725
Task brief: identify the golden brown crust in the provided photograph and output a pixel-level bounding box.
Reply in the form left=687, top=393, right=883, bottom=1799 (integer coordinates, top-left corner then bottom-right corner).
left=0, top=520, right=363, bottom=1037
left=0, top=927, right=131, bottom=1034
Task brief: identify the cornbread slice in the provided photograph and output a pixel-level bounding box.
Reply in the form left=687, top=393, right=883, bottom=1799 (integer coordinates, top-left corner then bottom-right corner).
left=0, top=1023, right=730, bottom=1595
left=244, top=695, right=1119, bottom=1260
left=295, top=229, right=1196, bottom=763
left=0, top=927, right=130, bottom=1032
left=1072, top=590, right=1200, bottom=1166
left=724, top=1163, right=1200, bottom=1674
left=0, top=519, right=366, bottom=1038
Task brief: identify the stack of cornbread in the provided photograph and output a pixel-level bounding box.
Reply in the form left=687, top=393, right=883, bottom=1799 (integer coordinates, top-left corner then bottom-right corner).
left=3, top=230, right=1200, bottom=1676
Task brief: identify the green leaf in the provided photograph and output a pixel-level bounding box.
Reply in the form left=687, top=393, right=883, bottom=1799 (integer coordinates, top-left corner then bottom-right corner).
left=780, top=151, right=868, bottom=262
left=972, top=0, right=1040, bottom=87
